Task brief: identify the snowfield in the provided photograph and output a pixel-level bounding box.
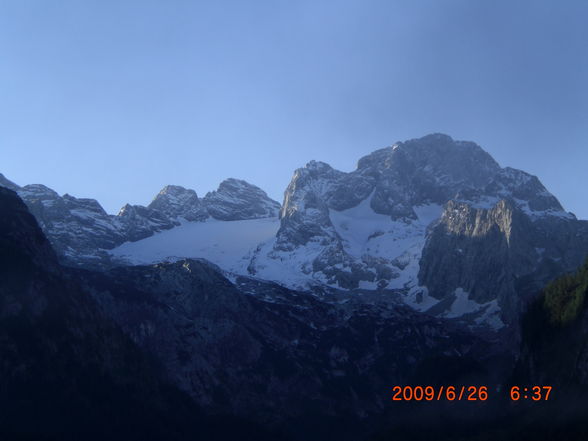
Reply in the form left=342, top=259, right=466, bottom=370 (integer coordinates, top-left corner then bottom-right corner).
left=329, top=197, right=443, bottom=290
left=108, top=201, right=502, bottom=329
left=246, top=195, right=445, bottom=291
left=109, top=217, right=280, bottom=273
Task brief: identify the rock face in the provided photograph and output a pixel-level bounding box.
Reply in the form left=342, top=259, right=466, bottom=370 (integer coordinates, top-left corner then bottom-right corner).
left=256, top=134, right=511, bottom=292
left=3, top=155, right=586, bottom=440
left=148, top=185, right=208, bottom=222
left=248, top=134, right=588, bottom=326
left=0, top=185, right=506, bottom=441
left=3, top=133, right=587, bottom=328
left=0, top=177, right=280, bottom=268
left=419, top=199, right=588, bottom=322
left=203, top=178, right=281, bottom=220
left=116, top=203, right=177, bottom=242
left=0, top=187, right=227, bottom=441
left=17, top=184, right=125, bottom=262
left=73, top=258, right=494, bottom=438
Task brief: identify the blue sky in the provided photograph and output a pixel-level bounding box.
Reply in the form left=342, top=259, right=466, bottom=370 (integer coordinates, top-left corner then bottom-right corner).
left=1, top=1, right=586, bottom=218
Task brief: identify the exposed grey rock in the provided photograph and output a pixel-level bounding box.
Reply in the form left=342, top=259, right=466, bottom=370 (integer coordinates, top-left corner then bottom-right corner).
left=3, top=133, right=586, bottom=329
left=13, top=182, right=183, bottom=267
left=0, top=187, right=505, bottom=439
left=420, top=199, right=588, bottom=322
left=147, top=185, right=208, bottom=222
left=0, top=187, right=220, bottom=441
left=419, top=200, right=534, bottom=321
left=0, top=173, right=280, bottom=267
left=358, top=134, right=501, bottom=216
left=15, top=184, right=125, bottom=264
left=74, top=258, right=494, bottom=427
left=249, top=133, right=588, bottom=327
left=116, top=203, right=177, bottom=242
left=252, top=134, right=510, bottom=292
left=203, top=178, right=281, bottom=221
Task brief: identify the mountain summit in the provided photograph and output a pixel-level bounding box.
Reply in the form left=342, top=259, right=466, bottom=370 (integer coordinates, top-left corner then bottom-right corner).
left=247, top=134, right=587, bottom=326
left=2, top=134, right=586, bottom=328
left=0, top=176, right=280, bottom=268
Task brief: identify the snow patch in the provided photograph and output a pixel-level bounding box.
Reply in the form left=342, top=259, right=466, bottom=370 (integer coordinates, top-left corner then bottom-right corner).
left=250, top=237, right=332, bottom=290
left=109, top=217, right=280, bottom=273
left=513, top=198, right=574, bottom=220
left=327, top=197, right=442, bottom=291
left=437, top=288, right=504, bottom=330
left=442, top=288, right=482, bottom=318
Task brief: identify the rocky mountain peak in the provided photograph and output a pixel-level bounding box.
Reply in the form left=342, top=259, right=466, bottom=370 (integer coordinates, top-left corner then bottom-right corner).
left=117, top=203, right=134, bottom=217
left=147, top=184, right=207, bottom=222
left=151, top=184, right=202, bottom=203
left=62, top=194, right=109, bottom=216
left=203, top=178, right=280, bottom=221
left=159, top=184, right=192, bottom=195
left=116, top=203, right=175, bottom=242
left=248, top=134, right=588, bottom=328
left=2, top=134, right=586, bottom=330
left=18, top=184, right=61, bottom=200
left=279, top=134, right=508, bottom=228
left=303, top=160, right=336, bottom=174
left=214, top=178, right=269, bottom=196
left=357, top=133, right=501, bottom=191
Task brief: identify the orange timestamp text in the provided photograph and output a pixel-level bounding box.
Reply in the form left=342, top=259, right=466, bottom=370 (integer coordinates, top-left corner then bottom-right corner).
left=392, top=385, right=488, bottom=401
left=392, top=385, right=553, bottom=402
left=509, top=386, right=552, bottom=401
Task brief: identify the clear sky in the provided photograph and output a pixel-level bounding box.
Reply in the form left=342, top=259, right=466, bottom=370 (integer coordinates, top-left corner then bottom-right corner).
left=1, top=1, right=586, bottom=218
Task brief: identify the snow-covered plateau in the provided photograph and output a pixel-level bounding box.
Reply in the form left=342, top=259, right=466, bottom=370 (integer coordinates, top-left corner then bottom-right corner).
left=110, top=217, right=280, bottom=273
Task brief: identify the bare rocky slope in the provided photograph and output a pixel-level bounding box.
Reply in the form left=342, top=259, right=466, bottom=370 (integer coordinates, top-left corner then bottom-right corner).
left=0, top=186, right=288, bottom=441
left=2, top=133, right=587, bottom=329
left=0, top=173, right=280, bottom=268
left=3, top=130, right=588, bottom=439
left=0, top=185, right=506, bottom=441
left=250, top=134, right=588, bottom=326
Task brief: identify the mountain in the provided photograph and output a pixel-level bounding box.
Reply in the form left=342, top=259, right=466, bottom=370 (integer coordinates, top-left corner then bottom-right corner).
left=203, top=178, right=281, bottom=220
left=16, top=184, right=127, bottom=263
left=248, top=134, right=588, bottom=326
left=69, top=258, right=502, bottom=441
left=3, top=135, right=588, bottom=440
left=147, top=185, right=209, bottom=222
left=0, top=186, right=290, bottom=441
left=3, top=134, right=587, bottom=329
left=0, top=185, right=505, bottom=441
left=0, top=176, right=280, bottom=268
left=110, top=215, right=279, bottom=272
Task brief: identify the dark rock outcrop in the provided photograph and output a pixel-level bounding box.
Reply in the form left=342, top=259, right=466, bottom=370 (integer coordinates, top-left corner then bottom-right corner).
left=71, top=258, right=499, bottom=440
left=0, top=188, right=188, bottom=439
left=419, top=199, right=588, bottom=322
left=0, top=186, right=291, bottom=441
left=0, top=172, right=20, bottom=191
